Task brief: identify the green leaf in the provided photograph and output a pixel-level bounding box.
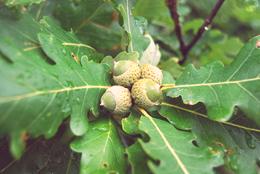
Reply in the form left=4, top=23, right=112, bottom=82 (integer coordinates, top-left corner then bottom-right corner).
left=126, top=142, right=151, bottom=174
left=193, top=118, right=260, bottom=174
left=162, top=71, right=175, bottom=85
left=138, top=114, right=223, bottom=174
left=196, top=29, right=244, bottom=65
left=133, top=0, right=172, bottom=26
left=4, top=0, right=44, bottom=6
left=71, top=119, right=127, bottom=174
left=54, top=0, right=124, bottom=53
left=0, top=15, right=110, bottom=140
left=114, top=0, right=149, bottom=54
left=122, top=110, right=141, bottom=135
left=167, top=36, right=260, bottom=125
left=160, top=60, right=184, bottom=80
left=159, top=105, right=193, bottom=130
left=158, top=102, right=260, bottom=174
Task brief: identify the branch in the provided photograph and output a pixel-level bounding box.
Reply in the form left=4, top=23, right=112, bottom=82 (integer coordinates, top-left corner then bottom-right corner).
left=166, top=0, right=225, bottom=65
left=166, top=0, right=186, bottom=55
left=180, top=0, right=225, bottom=64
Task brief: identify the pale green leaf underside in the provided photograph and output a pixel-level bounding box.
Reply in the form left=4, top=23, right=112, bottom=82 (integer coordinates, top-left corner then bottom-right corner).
left=138, top=112, right=223, bottom=174
left=167, top=36, right=260, bottom=125
left=115, top=0, right=149, bottom=54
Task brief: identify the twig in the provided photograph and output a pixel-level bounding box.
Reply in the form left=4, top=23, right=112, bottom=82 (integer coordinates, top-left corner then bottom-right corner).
left=167, top=0, right=186, bottom=55
left=180, top=0, right=225, bottom=64
left=166, top=0, right=225, bottom=64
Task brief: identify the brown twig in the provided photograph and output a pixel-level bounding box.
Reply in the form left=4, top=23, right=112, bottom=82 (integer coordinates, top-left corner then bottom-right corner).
left=166, top=0, right=225, bottom=64
left=166, top=0, right=186, bottom=56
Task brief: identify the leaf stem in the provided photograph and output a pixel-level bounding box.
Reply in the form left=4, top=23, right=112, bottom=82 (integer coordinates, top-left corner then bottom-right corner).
left=161, top=84, right=175, bottom=91
left=161, top=102, right=260, bottom=133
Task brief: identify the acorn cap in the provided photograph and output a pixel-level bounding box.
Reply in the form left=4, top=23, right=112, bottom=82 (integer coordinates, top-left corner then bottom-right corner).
left=141, top=64, right=163, bottom=84
left=131, top=79, right=162, bottom=109
left=113, top=60, right=141, bottom=87
left=101, top=86, right=132, bottom=115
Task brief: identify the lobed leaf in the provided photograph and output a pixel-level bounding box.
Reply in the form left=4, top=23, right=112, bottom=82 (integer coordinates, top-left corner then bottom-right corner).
left=138, top=112, right=223, bottom=174
left=0, top=14, right=110, bottom=148
left=71, top=119, right=127, bottom=174
left=193, top=118, right=260, bottom=174
left=167, top=36, right=260, bottom=125
left=54, top=0, right=124, bottom=53
left=160, top=102, right=260, bottom=174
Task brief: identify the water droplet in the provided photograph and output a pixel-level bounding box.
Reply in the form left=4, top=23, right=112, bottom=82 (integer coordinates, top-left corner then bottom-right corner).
left=256, top=40, right=260, bottom=48
left=76, top=97, right=80, bottom=102
left=61, top=105, right=71, bottom=113
left=245, top=132, right=256, bottom=149
left=92, top=127, right=108, bottom=132
left=16, top=74, right=24, bottom=80
left=229, top=159, right=238, bottom=171
left=188, top=101, right=193, bottom=105
left=81, top=55, right=89, bottom=61
left=52, top=73, right=59, bottom=80
left=23, top=70, right=32, bottom=79
left=62, top=49, right=67, bottom=54
left=47, top=112, right=52, bottom=117
left=64, top=80, right=73, bottom=87
left=16, top=74, right=25, bottom=84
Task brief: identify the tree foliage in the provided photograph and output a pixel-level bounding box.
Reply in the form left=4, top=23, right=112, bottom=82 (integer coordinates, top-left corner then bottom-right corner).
left=0, top=0, right=259, bottom=174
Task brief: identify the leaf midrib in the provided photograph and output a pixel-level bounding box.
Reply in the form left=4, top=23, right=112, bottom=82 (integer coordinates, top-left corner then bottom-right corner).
left=140, top=108, right=190, bottom=174
left=0, top=85, right=109, bottom=103
left=162, top=76, right=259, bottom=90
left=175, top=76, right=259, bottom=88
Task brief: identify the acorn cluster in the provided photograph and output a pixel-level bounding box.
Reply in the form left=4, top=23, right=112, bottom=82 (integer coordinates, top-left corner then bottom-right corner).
left=100, top=60, right=163, bottom=116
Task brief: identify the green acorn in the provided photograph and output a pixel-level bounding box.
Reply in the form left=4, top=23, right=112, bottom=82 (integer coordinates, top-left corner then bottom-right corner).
left=131, top=79, right=162, bottom=109
left=140, top=64, right=163, bottom=84
left=101, top=86, right=132, bottom=115
left=113, top=60, right=141, bottom=87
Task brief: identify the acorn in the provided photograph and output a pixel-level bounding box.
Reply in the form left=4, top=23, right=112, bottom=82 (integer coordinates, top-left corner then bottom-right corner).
left=113, top=60, right=141, bottom=87
left=140, top=64, right=163, bottom=84
left=101, top=86, right=132, bottom=115
left=131, top=79, right=162, bottom=109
